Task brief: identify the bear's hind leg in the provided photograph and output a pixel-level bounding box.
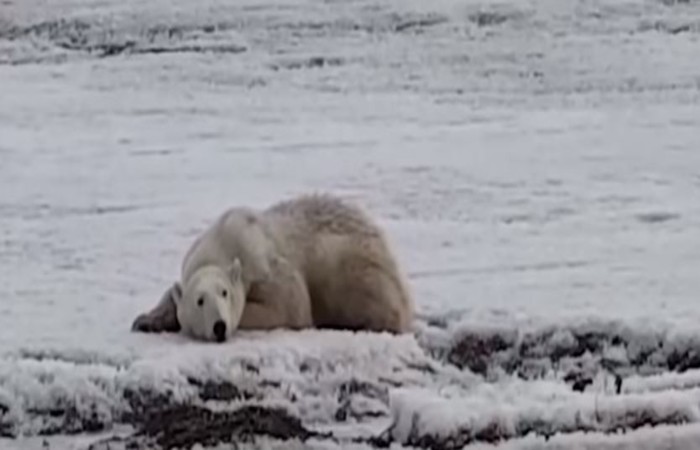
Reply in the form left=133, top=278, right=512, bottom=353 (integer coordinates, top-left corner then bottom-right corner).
left=318, top=255, right=413, bottom=334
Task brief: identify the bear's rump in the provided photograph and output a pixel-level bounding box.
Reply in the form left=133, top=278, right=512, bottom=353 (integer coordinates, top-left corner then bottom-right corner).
left=303, top=234, right=409, bottom=331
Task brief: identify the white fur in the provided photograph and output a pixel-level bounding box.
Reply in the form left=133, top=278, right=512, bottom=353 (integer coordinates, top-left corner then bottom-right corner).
left=132, top=194, right=414, bottom=342
left=173, top=261, right=245, bottom=342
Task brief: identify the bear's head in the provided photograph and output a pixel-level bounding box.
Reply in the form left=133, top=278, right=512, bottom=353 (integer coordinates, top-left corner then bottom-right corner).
left=172, top=259, right=246, bottom=342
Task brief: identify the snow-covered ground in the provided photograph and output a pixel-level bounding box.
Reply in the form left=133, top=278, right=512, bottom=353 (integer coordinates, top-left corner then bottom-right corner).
left=2, top=0, right=700, bottom=448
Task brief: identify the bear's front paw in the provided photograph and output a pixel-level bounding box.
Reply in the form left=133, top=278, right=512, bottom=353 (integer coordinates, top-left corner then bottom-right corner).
left=131, top=314, right=157, bottom=333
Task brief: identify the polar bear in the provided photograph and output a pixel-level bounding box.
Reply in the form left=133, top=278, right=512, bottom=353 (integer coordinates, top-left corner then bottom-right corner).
left=131, top=194, right=414, bottom=342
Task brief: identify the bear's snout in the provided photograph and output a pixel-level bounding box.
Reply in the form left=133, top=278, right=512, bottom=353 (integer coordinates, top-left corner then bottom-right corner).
left=213, top=320, right=227, bottom=342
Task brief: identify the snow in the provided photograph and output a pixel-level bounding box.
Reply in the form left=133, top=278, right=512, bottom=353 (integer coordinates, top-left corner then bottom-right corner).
left=389, top=385, right=700, bottom=443
left=2, top=0, right=700, bottom=447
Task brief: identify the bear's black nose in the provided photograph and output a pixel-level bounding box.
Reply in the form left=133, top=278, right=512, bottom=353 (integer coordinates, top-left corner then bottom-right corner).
left=213, top=320, right=227, bottom=342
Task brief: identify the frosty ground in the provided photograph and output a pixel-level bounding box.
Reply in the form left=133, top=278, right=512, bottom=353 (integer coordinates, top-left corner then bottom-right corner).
left=2, top=0, right=700, bottom=448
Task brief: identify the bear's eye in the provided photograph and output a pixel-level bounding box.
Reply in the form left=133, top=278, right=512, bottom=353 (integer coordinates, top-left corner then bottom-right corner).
left=222, top=289, right=228, bottom=298
left=197, top=297, right=204, bottom=307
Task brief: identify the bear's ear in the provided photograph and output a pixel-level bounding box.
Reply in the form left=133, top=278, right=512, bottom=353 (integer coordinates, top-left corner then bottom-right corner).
left=170, top=282, right=183, bottom=306
left=228, top=258, right=242, bottom=283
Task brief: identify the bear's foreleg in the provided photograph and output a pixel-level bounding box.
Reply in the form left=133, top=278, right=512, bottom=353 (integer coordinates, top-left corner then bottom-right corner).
left=131, top=284, right=181, bottom=333
left=238, top=264, right=313, bottom=330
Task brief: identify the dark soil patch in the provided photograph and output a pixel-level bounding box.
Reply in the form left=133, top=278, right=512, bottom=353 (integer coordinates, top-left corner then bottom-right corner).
left=469, top=11, right=513, bottom=27
left=0, top=402, right=12, bottom=438
left=407, top=420, right=509, bottom=450
left=1, top=18, right=247, bottom=60
left=122, top=388, right=176, bottom=425
left=87, top=386, right=326, bottom=450
left=135, top=403, right=318, bottom=449
left=187, top=377, right=255, bottom=402
left=1, top=403, right=107, bottom=438
left=1, top=381, right=253, bottom=439
left=402, top=407, right=690, bottom=450
left=0, top=18, right=92, bottom=42
left=443, top=326, right=700, bottom=390
left=38, top=407, right=105, bottom=436
left=335, top=379, right=388, bottom=422
left=447, top=332, right=511, bottom=375
left=270, top=56, right=345, bottom=71
left=666, top=348, right=700, bottom=372
left=393, top=15, right=448, bottom=32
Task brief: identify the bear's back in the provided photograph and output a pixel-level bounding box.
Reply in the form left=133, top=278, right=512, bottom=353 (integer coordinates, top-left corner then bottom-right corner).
left=265, top=194, right=381, bottom=238
left=182, top=207, right=272, bottom=283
